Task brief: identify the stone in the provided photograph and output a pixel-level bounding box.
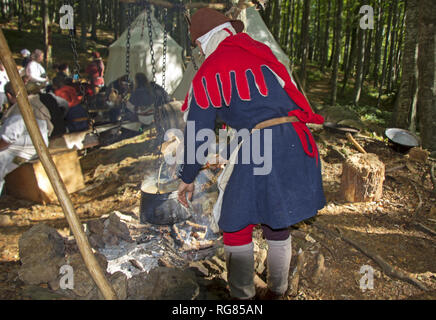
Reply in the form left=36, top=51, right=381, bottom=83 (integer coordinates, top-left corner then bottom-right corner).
left=0, top=214, right=12, bottom=227
left=255, top=248, right=267, bottom=275
left=65, top=251, right=108, bottom=297
left=97, top=271, right=128, bottom=300
left=188, top=261, right=210, bottom=278
left=408, top=147, right=430, bottom=163
left=102, top=212, right=133, bottom=245
left=22, top=285, right=71, bottom=300
left=127, top=267, right=199, bottom=300
left=87, top=219, right=105, bottom=236
left=318, top=105, right=360, bottom=123
left=18, top=224, right=66, bottom=285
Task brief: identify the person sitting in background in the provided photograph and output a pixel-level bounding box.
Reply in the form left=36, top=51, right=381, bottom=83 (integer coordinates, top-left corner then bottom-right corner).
left=25, top=49, right=48, bottom=84
left=0, top=62, right=9, bottom=113
left=56, top=63, right=73, bottom=86
left=28, top=83, right=66, bottom=139
left=52, top=77, right=89, bottom=133
left=52, top=77, right=81, bottom=108
left=0, top=82, right=53, bottom=194
left=126, top=72, right=170, bottom=126
left=86, top=51, right=105, bottom=94
left=20, top=49, right=31, bottom=69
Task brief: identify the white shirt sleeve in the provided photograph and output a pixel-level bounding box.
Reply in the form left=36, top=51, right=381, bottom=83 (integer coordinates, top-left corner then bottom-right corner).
left=26, top=61, right=47, bottom=83
left=0, top=115, right=26, bottom=144
left=0, top=70, right=9, bottom=93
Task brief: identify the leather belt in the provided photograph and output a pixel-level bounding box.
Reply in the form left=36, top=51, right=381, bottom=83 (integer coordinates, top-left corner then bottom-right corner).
left=72, top=117, right=89, bottom=122
left=253, top=116, right=299, bottom=130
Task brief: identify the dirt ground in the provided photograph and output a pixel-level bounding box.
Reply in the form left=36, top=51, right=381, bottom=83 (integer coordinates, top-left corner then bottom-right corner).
left=1, top=70, right=436, bottom=300
left=0, top=123, right=435, bottom=300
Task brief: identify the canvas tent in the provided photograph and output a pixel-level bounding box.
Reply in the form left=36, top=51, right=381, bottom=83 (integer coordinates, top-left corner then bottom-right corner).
left=171, top=6, right=294, bottom=101
left=105, top=9, right=184, bottom=95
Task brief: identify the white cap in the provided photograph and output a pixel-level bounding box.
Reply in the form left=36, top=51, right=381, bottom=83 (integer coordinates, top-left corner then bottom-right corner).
left=20, top=49, right=31, bottom=57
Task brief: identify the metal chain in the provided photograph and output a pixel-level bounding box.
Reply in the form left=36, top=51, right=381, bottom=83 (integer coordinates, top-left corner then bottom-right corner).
left=192, top=51, right=199, bottom=71
left=126, top=3, right=133, bottom=82
left=67, top=0, right=85, bottom=100
left=161, top=8, right=168, bottom=91
left=145, top=3, right=156, bottom=83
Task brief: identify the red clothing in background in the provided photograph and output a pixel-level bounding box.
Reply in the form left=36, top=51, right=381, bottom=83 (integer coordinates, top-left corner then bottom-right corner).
left=55, top=85, right=81, bottom=107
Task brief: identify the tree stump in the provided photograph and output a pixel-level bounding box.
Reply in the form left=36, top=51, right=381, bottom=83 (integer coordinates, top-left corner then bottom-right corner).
left=340, top=153, right=385, bottom=202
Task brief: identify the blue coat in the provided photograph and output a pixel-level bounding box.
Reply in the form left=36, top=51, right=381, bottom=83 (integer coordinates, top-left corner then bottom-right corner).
left=180, top=66, right=325, bottom=232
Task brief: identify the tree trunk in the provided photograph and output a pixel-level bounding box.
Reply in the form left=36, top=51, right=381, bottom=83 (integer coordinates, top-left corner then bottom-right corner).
left=119, top=2, right=127, bottom=37
left=90, top=0, right=98, bottom=40
left=377, top=2, right=394, bottom=107
left=299, top=0, right=311, bottom=90
left=341, top=26, right=357, bottom=95
left=321, top=0, right=331, bottom=72
left=80, top=0, right=87, bottom=49
left=363, top=29, right=373, bottom=83
left=271, top=0, right=282, bottom=40
left=340, top=153, right=385, bottom=203
left=393, top=0, right=419, bottom=130
left=288, top=0, right=296, bottom=63
left=331, top=0, right=343, bottom=106
left=386, top=0, right=399, bottom=93
left=372, top=0, right=384, bottom=86
left=417, top=0, right=436, bottom=151
left=354, top=26, right=366, bottom=106
left=42, top=0, right=52, bottom=68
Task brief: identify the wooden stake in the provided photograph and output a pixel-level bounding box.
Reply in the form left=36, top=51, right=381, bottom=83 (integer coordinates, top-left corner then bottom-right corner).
left=0, top=29, right=117, bottom=300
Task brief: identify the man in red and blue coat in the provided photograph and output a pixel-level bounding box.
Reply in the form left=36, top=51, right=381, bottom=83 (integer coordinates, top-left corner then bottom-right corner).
left=177, top=8, right=326, bottom=300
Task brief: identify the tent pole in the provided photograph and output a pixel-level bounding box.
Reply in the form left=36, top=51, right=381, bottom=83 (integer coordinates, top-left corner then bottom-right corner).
left=0, top=29, right=118, bottom=301
left=119, top=0, right=226, bottom=10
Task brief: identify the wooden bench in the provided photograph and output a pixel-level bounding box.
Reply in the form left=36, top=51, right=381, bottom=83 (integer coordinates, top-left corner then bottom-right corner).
left=4, top=149, right=85, bottom=204
left=48, top=130, right=99, bottom=151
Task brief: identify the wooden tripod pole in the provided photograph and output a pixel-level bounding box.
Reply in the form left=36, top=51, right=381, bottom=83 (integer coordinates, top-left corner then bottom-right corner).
left=0, top=29, right=117, bottom=300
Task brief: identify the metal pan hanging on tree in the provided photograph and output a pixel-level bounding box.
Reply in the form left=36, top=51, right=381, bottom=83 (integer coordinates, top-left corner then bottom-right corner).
left=385, top=128, right=420, bottom=152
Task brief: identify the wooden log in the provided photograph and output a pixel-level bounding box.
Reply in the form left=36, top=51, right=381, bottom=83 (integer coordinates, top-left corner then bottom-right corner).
left=0, top=29, right=117, bottom=300
left=340, top=153, right=385, bottom=202
left=5, top=150, right=85, bottom=204
left=119, top=0, right=226, bottom=10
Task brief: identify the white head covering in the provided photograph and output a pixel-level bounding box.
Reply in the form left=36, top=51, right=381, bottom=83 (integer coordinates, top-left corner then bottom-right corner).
left=20, top=49, right=31, bottom=57
left=196, top=22, right=236, bottom=58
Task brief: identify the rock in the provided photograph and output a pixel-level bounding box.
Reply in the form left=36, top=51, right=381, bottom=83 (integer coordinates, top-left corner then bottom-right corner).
left=65, top=251, right=108, bottom=297
left=408, top=147, right=430, bottom=163
left=87, top=219, right=105, bottom=236
left=102, top=212, right=133, bottom=245
left=18, top=224, right=66, bottom=285
left=127, top=267, right=199, bottom=300
left=188, top=261, right=210, bottom=277
left=0, top=214, right=12, bottom=227
left=22, top=285, right=70, bottom=300
left=97, top=271, right=128, bottom=300
left=255, top=248, right=267, bottom=275
left=318, top=105, right=360, bottom=123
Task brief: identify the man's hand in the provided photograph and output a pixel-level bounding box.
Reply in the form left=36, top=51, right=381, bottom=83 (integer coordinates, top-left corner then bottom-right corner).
left=177, top=181, right=195, bottom=208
